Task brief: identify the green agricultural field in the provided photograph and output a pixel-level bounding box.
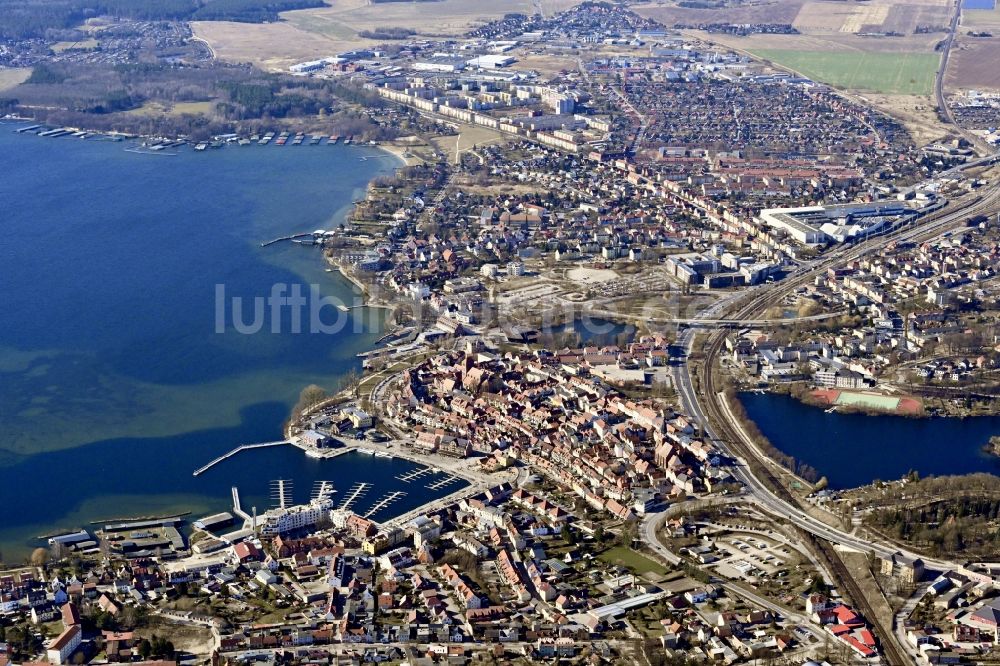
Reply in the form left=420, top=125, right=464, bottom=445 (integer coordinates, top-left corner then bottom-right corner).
left=750, top=49, right=940, bottom=95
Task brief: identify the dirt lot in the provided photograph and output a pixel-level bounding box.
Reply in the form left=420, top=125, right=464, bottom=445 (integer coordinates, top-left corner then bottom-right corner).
left=791, top=0, right=861, bottom=33
left=859, top=92, right=951, bottom=145
left=140, top=620, right=215, bottom=659
left=946, top=36, right=1000, bottom=90
left=512, top=53, right=578, bottom=77
left=880, top=2, right=952, bottom=34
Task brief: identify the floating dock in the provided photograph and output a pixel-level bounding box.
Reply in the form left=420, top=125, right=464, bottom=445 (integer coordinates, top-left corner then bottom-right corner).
left=364, top=491, right=406, bottom=518
left=339, top=482, right=371, bottom=511
left=396, top=467, right=434, bottom=483
left=426, top=474, right=460, bottom=491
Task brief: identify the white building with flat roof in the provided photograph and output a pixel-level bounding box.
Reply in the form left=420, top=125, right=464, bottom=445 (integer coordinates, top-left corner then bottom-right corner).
left=758, top=206, right=828, bottom=245
left=260, top=495, right=335, bottom=536
left=467, top=54, right=516, bottom=69
left=759, top=202, right=916, bottom=245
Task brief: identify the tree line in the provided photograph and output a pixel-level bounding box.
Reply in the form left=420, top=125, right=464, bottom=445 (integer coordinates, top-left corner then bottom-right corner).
left=864, top=474, right=1000, bottom=556
left=3, top=61, right=401, bottom=141
left=357, top=26, right=415, bottom=40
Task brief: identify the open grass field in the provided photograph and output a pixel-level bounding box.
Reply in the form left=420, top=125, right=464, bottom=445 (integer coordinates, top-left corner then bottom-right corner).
left=286, top=0, right=579, bottom=39
left=431, top=124, right=507, bottom=164
left=0, top=67, right=30, bottom=91
left=192, top=20, right=357, bottom=70
left=196, top=0, right=578, bottom=70
left=598, top=546, right=669, bottom=576
left=750, top=49, right=939, bottom=94
left=52, top=38, right=99, bottom=52
left=124, top=101, right=218, bottom=117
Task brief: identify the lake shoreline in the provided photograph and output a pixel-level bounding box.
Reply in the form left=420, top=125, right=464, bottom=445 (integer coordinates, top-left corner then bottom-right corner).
left=0, top=122, right=405, bottom=558
left=739, top=391, right=1000, bottom=489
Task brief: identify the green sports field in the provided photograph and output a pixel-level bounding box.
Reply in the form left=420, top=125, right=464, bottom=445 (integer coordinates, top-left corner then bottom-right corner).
left=750, top=49, right=940, bottom=95
left=835, top=391, right=900, bottom=411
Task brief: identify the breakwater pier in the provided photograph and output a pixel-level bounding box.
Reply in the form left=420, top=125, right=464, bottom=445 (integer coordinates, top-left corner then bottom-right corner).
left=193, top=441, right=289, bottom=476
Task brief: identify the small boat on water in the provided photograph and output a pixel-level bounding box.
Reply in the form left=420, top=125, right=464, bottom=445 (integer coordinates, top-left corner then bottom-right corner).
left=358, top=448, right=375, bottom=455
left=374, top=452, right=392, bottom=458
left=343, top=136, right=352, bottom=145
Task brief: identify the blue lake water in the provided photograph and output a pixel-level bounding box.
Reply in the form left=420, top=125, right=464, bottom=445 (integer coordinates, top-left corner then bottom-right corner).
left=0, top=124, right=462, bottom=559
left=740, top=392, right=1000, bottom=489
left=555, top=317, right=637, bottom=345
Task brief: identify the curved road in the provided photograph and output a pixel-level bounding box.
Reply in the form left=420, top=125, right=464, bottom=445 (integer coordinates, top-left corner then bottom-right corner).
left=936, top=0, right=961, bottom=129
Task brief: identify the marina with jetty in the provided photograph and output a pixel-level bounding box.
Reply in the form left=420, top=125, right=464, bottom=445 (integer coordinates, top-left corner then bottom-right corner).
left=6, top=117, right=377, bottom=153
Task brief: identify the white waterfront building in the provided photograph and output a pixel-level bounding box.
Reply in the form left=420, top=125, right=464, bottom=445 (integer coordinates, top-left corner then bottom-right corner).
left=259, top=495, right=335, bottom=536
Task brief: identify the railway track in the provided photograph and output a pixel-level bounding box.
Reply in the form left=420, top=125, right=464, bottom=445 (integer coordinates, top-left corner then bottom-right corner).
left=687, top=186, right=1000, bottom=664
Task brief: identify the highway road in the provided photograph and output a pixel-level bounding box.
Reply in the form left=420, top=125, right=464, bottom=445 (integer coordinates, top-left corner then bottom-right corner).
left=933, top=0, right=994, bottom=155
left=936, top=0, right=961, bottom=130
